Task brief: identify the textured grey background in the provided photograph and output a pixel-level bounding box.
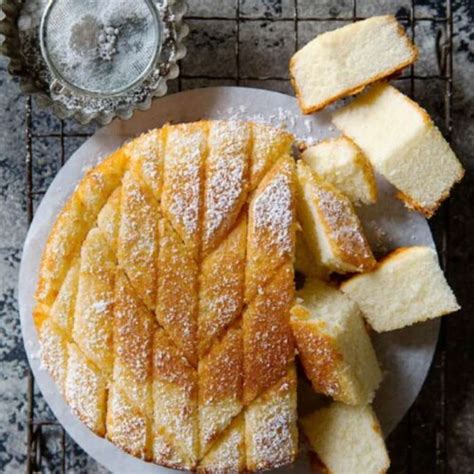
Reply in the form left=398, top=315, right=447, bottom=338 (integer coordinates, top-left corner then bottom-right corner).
left=0, top=0, right=473, bottom=472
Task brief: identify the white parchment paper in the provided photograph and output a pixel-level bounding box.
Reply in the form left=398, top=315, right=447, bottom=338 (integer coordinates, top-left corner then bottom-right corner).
left=19, top=87, right=439, bottom=473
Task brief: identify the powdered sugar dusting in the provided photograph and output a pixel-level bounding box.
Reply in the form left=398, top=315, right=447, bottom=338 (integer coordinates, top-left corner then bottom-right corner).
left=203, top=122, right=248, bottom=248
left=153, top=379, right=197, bottom=463
left=169, top=165, right=200, bottom=234
left=153, top=432, right=188, bottom=469
left=91, top=300, right=111, bottom=313
left=314, top=182, right=373, bottom=261
left=107, top=387, right=148, bottom=459
left=126, top=130, right=163, bottom=199
left=199, top=420, right=244, bottom=470
left=38, top=320, right=67, bottom=392
left=114, top=272, right=154, bottom=384
left=36, top=121, right=300, bottom=471
left=65, top=343, right=107, bottom=433
left=221, top=106, right=299, bottom=133
left=163, top=126, right=206, bottom=242
left=253, top=170, right=293, bottom=256
left=204, top=155, right=245, bottom=242
left=118, top=171, right=159, bottom=309
left=246, top=372, right=297, bottom=470
left=156, top=220, right=198, bottom=365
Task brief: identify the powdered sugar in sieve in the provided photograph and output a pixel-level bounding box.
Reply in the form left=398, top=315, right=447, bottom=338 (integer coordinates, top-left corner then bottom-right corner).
left=40, top=0, right=161, bottom=95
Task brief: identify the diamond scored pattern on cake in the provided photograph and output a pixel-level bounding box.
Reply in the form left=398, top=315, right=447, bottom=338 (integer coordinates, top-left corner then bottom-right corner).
left=34, top=121, right=297, bottom=472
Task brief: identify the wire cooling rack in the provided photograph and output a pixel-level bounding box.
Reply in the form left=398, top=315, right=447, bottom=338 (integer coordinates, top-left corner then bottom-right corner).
left=24, top=0, right=454, bottom=471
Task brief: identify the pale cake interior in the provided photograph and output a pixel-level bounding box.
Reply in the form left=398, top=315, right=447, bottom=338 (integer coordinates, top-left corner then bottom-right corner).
left=295, top=161, right=376, bottom=274
left=341, top=246, right=460, bottom=332
left=302, top=136, right=377, bottom=206
left=333, top=83, right=464, bottom=216
left=301, top=402, right=390, bottom=474
left=291, top=278, right=382, bottom=405
left=290, top=15, right=417, bottom=112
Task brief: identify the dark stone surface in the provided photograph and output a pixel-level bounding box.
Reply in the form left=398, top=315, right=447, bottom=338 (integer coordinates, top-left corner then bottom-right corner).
left=0, top=0, right=472, bottom=472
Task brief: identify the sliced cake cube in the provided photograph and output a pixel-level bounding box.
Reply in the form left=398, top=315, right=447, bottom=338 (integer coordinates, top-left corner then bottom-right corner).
left=290, top=15, right=417, bottom=113
left=291, top=278, right=381, bottom=405
left=333, top=83, right=464, bottom=217
left=341, top=246, right=460, bottom=332
left=296, top=161, right=376, bottom=274
left=302, top=136, right=377, bottom=206
left=300, top=403, right=390, bottom=474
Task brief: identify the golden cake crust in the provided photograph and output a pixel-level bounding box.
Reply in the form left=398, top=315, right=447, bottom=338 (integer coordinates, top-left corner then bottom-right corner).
left=34, top=120, right=297, bottom=472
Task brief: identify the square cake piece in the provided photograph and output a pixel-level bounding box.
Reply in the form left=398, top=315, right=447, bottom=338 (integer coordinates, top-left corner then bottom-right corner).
left=291, top=278, right=381, bottom=405
left=290, top=15, right=417, bottom=113
left=300, top=403, right=390, bottom=474
left=341, top=246, right=460, bottom=332
left=333, top=83, right=464, bottom=217
left=302, top=136, right=377, bottom=206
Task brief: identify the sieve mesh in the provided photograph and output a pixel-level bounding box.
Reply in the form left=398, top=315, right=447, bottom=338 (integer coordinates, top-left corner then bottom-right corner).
left=42, top=0, right=161, bottom=95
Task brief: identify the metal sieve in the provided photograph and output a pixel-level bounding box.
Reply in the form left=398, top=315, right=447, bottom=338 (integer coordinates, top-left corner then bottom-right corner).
left=40, top=0, right=162, bottom=96
left=0, top=0, right=188, bottom=124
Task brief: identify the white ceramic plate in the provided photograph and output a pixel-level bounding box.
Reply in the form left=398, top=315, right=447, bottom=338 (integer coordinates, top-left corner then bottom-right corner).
left=19, top=87, right=439, bottom=473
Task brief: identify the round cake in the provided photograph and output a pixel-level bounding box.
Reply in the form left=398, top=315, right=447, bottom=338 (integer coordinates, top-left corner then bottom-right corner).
left=34, top=121, right=298, bottom=472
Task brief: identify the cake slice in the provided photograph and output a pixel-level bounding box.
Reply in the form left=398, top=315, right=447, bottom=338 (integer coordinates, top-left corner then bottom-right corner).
left=37, top=319, right=68, bottom=395
left=198, top=216, right=246, bottom=358
left=243, top=262, right=295, bottom=405
left=118, top=170, right=160, bottom=311
left=156, top=218, right=198, bottom=366
left=202, top=121, right=250, bottom=256
left=198, top=415, right=246, bottom=473
left=35, top=148, right=128, bottom=309
left=249, top=123, right=294, bottom=192
left=35, top=260, right=80, bottom=395
left=152, top=329, right=198, bottom=469
left=245, top=366, right=298, bottom=471
left=302, top=136, right=377, bottom=206
left=245, top=154, right=296, bottom=303
left=333, top=83, right=464, bottom=217
left=72, top=227, right=115, bottom=375
left=198, top=325, right=243, bottom=457
left=291, top=278, right=381, bottom=405
left=290, top=15, right=417, bottom=113
left=107, top=271, right=155, bottom=460
left=161, top=122, right=207, bottom=258
left=296, top=161, right=376, bottom=274
left=124, top=128, right=164, bottom=202
left=341, top=246, right=460, bottom=332
left=300, top=403, right=390, bottom=474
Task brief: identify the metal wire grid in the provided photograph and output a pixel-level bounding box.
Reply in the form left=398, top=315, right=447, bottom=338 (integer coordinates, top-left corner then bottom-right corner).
left=23, top=0, right=454, bottom=471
